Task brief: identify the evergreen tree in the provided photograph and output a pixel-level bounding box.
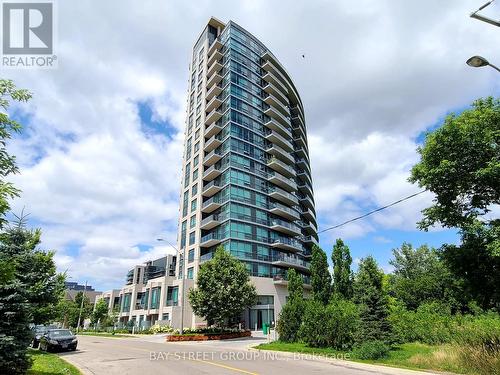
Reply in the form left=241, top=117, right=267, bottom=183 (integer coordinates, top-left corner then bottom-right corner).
left=353, top=256, right=391, bottom=343
left=286, top=268, right=303, bottom=302
left=332, top=239, right=353, bottom=299
left=310, top=245, right=331, bottom=305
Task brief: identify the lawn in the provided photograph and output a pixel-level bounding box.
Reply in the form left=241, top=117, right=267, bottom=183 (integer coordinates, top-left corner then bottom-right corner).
left=255, top=342, right=469, bottom=374
left=27, top=349, right=81, bottom=375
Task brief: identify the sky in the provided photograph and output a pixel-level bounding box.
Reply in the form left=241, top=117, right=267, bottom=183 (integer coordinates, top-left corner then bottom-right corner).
left=2, top=0, right=500, bottom=291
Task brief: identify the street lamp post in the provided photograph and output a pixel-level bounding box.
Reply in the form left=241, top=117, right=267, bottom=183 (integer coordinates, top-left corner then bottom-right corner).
left=470, top=0, right=500, bottom=27
left=466, top=55, right=500, bottom=73
left=157, top=238, right=186, bottom=335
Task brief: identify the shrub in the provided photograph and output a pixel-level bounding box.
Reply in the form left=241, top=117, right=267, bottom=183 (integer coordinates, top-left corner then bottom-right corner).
left=149, top=324, right=175, bottom=334
left=353, top=340, right=390, bottom=360
left=299, top=297, right=359, bottom=350
left=276, top=299, right=305, bottom=342
left=389, top=301, right=456, bottom=344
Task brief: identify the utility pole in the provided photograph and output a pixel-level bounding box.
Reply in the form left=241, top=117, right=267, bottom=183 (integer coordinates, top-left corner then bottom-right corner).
left=470, top=1, right=500, bottom=27
left=76, top=281, right=87, bottom=333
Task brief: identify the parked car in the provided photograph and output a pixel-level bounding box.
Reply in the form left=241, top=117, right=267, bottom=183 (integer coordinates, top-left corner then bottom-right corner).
left=39, top=329, right=78, bottom=352
left=31, top=326, right=48, bottom=348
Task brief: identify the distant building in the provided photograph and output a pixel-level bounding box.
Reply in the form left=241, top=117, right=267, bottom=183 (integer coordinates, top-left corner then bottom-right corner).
left=65, top=282, right=101, bottom=304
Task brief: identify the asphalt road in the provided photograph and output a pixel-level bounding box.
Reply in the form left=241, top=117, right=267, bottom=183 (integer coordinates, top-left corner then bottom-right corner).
left=58, top=335, right=437, bottom=375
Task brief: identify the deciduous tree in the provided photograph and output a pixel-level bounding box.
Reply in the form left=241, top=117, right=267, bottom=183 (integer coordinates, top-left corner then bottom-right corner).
left=310, top=245, right=331, bottom=304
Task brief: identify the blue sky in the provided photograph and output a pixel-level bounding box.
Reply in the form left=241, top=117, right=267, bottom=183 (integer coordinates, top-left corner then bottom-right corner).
left=4, top=0, right=499, bottom=291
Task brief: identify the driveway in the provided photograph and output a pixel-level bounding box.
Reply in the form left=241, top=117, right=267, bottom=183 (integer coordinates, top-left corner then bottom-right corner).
left=58, top=335, right=437, bottom=375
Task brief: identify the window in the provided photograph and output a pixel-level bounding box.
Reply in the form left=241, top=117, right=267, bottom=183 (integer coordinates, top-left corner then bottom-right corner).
left=187, top=267, right=194, bottom=280
left=192, top=183, right=198, bottom=196
left=182, top=190, right=189, bottom=217
left=162, top=313, right=169, bottom=321
left=192, top=168, right=198, bottom=180
left=184, top=163, right=191, bottom=188
left=189, top=231, right=196, bottom=245
left=193, top=155, right=199, bottom=166
left=150, top=287, right=161, bottom=309
left=195, top=129, right=200, bottom=140
left=188, top=249, right=195, bottom=263
left=166, top=286, right=178, bottom=306
left=194, top=142, right=200, bottom=152
left=190, top=215, right=196, bottom=228
left=191, top=199, right=197, bottom=212
left=180, top=220, right=187, bottom=249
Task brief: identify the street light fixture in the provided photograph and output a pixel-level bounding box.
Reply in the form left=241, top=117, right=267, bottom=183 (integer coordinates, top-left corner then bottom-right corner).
left=157, top=237, right=186, bottom=335
left=466, top=55, right=500, bottom=73
left=470, top=0, right=500, bottom=27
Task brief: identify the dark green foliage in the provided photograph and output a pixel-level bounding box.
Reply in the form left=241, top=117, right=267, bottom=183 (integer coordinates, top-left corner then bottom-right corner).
left=440, top=221, right=500, bottom=310
left=286, top=269, right=303, bottom=302
left=276, top=298, right=305, bottom=343
left=310, top=245, right=331, bottom=305
left=353, top=340, right=390, bottom=360
left=299, top=297, right=359, bottom=350
left=388, top=243, right=462, bottom=311
left=188, top=247, right=256, bottom=327
left=409, top=97, right=500, bottom=230
left=354, top=256, right=391, bottom=343
left=331, top=239, right=353, bottom=299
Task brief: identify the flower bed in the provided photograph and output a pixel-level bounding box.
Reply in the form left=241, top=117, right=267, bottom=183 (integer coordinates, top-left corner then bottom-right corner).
left=166, top=330, right=251, bottom=342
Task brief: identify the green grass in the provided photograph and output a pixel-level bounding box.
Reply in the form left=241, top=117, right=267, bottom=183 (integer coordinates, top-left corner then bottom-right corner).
left=76, top=332, right=134, bottom=338
left=255, top=342, right=470, bottom=374
left=27, top=349, right=81, bottom=375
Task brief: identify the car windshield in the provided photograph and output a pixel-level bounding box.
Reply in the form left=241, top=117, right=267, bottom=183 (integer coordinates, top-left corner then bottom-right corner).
left=49, top=329, right=72, bottom=337
left=35, top=327, right=47, bottom=333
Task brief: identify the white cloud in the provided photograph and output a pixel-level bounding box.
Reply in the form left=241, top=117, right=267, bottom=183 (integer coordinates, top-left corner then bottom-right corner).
left=3, top=0, right=499, bottom=289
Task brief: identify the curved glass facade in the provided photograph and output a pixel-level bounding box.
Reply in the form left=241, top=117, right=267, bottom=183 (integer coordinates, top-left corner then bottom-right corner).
left=178, top=19, right=317, bottom=286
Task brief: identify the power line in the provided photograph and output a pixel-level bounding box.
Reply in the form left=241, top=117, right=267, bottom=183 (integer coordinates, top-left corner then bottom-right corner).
left=317, top=189, right=428, bottom=234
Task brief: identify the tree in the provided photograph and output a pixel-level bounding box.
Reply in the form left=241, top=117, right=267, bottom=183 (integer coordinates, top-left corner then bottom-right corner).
left=332, top=239, right=353, bottom=299
left=388, top=243, right=462, bottom=311
left=286, top=268, right=303, bottom=302
left=91, top=299, right=109, bottom=325
left=73, top=291, right=93, bottom=328
left=310, top=245, right=331, bottom=305
left=353, top=256, right=391, bottom=343
left=410, top=97, right=499, bottom=230
left=0, top=80, right=31, bottom=227
left=440, top=221, right=500, bottom=310
left=188, top=247, right=256, bottom=327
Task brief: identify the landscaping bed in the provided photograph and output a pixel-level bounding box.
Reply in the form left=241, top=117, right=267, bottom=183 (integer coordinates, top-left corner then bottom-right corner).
left=167, top=330, right=251, bottom=341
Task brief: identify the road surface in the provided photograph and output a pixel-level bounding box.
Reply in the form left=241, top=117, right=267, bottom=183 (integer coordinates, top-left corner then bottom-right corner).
left=58, top=335, right=437, bottom=375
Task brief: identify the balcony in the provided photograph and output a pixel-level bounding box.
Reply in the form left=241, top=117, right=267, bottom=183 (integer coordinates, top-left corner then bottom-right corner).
left=204, top=134, right=224, bottom=153
left=264, top=104, right=291, bottom=128
left=301, top=207, right=315, bottom=222
left=205, top=107, right=223, bottom=126
left=207, top=48, right=222, bottom=67
left=263, top=93, right=290, bottom=116
left=269, top=202, right=301, bottom=221
left=264, top=117, right=291, bottom=139
left=200, top=232, right=222, bottom=247
left=301, top=220, right=318, bottom=235
left=271, top=238, right=302, bottom=253
left=295, top=145, right=308, bottom=160
left=293, top=135, right=308, bottom=150
left=200, top=213, right=226, bottom=230
left=207, top=59, right=222, bottom=78
left=206, top=83, right=223, bottom=101
left=269, top=186, right=299, bottom=206
left=262, top=59, right=289, bottom=89
left=296, top=157, right=310, bottom=173
left=297, top=182, right=313, bottom=197
left=208, top=39, right=222, bottom=57
left=303, top=235, right=319, bottom=247
left=267, top=156, right=295, bottom=178
left=205, top=121, right=223, bottom=138
left=268, top=172, right=297, bottom=192
left=298, top=194, right=315, bottom=210
left=266, top=143, right=295, bottom=164
left=202, top=179, right=223, bottom=197
left=297, top=169, right=312, bottom=186
left=263, top=81, right=289, bottom=106
left=272, top=254, right=310, bottom=272
left=203, top=164, right=222, bottom=181
left=205, top=95, right=222, bottom=113
left=264, top=130, right=293, bottom=152
left=271, top=219, right=302, bottom=236
left=206, top=70, right=223, bottom=89
left=291, top=105, right=304, bottom=120
left=262, top=70, right=288, bottom=98
left=203, top=150, right=222, bottom=167
left=201, top=196, right=223, bottom=213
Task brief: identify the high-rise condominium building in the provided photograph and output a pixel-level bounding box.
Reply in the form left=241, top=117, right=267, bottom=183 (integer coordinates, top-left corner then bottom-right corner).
left=175, top=17, right=317, bottom=330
